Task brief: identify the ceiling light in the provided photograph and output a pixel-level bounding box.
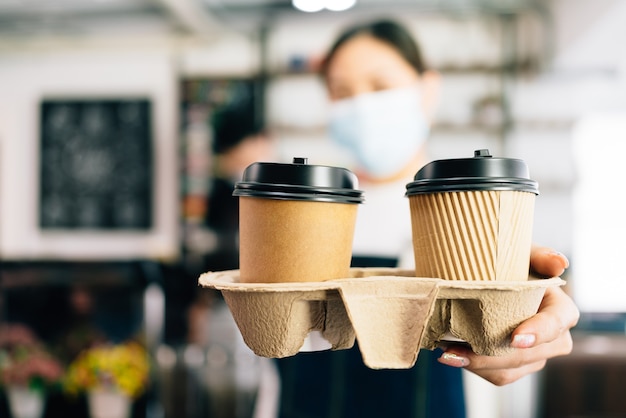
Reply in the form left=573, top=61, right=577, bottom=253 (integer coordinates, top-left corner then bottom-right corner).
left=292, top=0, right=324, bottom=13
left=325, top=0, right=357, bottom=12
left=292, top=0, right=357, bottom=13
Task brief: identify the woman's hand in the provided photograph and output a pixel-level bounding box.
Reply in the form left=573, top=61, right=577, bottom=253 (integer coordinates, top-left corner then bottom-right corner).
left=437, top=246, right=580, bottom=386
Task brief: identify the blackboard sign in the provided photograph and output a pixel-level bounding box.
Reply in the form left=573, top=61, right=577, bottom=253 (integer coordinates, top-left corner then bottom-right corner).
left=39, top=99, right=153, bottom=230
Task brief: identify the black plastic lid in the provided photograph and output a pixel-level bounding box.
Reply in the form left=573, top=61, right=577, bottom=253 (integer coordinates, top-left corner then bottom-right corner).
left=405, top=149, right=539, bottom=195
left=233, top=157, right=364, bottom=204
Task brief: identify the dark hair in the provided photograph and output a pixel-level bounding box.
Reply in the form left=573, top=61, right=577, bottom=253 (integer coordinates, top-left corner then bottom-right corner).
left=321, top=19, right=428, bottom=78
left=211, top=98, right=264, bottom=155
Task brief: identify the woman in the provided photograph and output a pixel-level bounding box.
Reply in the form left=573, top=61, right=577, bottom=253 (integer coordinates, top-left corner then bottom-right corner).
left=272, top=19, right=579, bottom=418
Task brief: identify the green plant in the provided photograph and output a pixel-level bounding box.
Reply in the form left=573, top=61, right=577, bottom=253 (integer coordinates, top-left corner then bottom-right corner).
left=0, top=324, right=64, bottom=391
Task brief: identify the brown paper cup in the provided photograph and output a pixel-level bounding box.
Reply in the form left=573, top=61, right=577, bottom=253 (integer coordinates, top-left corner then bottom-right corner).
left=409, top=190, right=535, bottom=281
left=239, top=196, right=358, bottom=283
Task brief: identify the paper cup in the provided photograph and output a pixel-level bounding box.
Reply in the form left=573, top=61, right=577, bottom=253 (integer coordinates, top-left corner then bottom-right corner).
left=234, top=158, right=363, bottom=283
left=405, top=149, right=538, bottom=281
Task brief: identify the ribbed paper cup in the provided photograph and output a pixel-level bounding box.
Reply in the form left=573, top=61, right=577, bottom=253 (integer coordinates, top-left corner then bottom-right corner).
left=408, top=190, right=535, bottom=281
left=234, top=158, right=364, bottom=283
left=406, top=150, right=538, bottom=281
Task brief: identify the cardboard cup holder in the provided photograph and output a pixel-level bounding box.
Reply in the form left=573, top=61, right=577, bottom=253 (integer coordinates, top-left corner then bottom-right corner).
left=199, top=268, right=564, bottom=370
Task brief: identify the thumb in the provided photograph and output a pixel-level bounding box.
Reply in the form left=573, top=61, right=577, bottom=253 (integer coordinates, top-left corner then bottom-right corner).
left=530, top=246, right=569, bottom=278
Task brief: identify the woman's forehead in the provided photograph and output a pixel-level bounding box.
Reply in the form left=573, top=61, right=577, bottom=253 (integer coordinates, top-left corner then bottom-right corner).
left=325, top=36, right=420, bottom=95
left=326, top=35, right=419, bottom=80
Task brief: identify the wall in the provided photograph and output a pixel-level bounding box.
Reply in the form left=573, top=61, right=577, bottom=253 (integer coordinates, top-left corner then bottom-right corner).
left=0, top=46, right=180, bottom=259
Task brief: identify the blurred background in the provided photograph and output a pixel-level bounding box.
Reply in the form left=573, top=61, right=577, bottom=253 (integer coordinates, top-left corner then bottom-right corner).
left=0, top=0, right=625, bottom=417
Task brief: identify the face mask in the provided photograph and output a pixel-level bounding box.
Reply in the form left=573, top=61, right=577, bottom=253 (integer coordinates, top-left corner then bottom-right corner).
left=328, top=85, right=429, bottom=179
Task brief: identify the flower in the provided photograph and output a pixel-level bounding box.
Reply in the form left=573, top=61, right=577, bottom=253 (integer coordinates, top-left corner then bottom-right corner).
left=0, top=324, right=64, bottom=391
left=64, top=341, right=150, bottom=399
left=0, top=323, right=38, bottom=347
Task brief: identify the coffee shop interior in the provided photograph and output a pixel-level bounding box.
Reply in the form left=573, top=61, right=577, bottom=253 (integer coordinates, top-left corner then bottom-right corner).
left=1, top=0, right=625, bottom=417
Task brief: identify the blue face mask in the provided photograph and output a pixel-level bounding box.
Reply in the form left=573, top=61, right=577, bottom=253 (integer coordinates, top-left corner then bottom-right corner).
left=328, top=85, right=429, bottom=179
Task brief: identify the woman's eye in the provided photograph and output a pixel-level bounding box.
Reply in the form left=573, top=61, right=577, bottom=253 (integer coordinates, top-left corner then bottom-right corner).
left=331, top=86, right=352, bottom=100
left=372, top=80, right=392, bottom=92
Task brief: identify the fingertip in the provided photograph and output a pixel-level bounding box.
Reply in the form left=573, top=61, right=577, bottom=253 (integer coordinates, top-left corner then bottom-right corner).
left=551, top=251, right=570, bottom=270
left=531, top=247, right=569, bottom=277
left=439, top=352, right=470, bottom=368
left=511, top=333, right=536, bottom=349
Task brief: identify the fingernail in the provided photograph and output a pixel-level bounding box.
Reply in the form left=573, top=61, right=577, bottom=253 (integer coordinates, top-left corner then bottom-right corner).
left=550, top=251, right=570, bottom=268
left=512, top=334, right=536, bottom=348
left=439, top=352, right=469, bottom=367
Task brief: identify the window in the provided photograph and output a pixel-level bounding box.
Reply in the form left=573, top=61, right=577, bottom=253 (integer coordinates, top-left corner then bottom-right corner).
left=572, top=112, right=626, bottom=313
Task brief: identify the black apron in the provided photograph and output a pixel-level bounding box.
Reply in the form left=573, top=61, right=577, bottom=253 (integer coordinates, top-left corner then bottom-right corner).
left=275, top=256, right=466, bottom=418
